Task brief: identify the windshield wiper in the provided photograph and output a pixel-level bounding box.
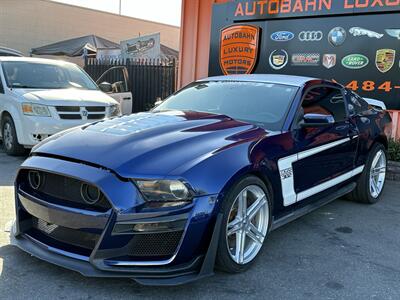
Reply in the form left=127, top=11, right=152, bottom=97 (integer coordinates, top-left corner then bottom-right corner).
left=10, top=85, right=39, bottom=89
left=10, top=85, right=67, bottom=89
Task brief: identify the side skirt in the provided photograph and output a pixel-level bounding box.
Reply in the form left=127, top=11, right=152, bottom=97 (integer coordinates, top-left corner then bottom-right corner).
left=270, top=182, right=356, bottom=231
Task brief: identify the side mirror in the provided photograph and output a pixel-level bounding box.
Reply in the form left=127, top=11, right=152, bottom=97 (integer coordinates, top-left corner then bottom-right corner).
left=301, top=113, right=335, bottom=127
left=98, top=82, right=113, bottom=93
left=154, top=97, right=163, bottom=108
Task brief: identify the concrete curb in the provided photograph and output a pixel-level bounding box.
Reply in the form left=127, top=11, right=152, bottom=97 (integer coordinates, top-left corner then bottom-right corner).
left=388, top=161, right=400, bottom=181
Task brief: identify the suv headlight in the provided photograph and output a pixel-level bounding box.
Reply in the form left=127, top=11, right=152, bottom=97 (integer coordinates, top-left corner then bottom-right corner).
left=109, top=104, right=120, bottom=117
left=22, top=103, right=51, bottom=117
left=134, top=179, right=192, bottom=202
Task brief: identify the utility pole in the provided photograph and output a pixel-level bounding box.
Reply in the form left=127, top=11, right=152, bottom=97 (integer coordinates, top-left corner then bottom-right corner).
left=119, top=0, right=122, bottom=15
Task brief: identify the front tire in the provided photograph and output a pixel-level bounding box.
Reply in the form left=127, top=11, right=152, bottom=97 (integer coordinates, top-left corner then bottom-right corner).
left=1, top=115, right=25, bottom=156
left=216, top=175, right=271, bottom=273
left=348, top=143, right=387, bottom=204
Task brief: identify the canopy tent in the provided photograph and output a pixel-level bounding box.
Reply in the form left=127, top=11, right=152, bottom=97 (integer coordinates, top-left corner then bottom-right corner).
left=160, top=44, right=179, bottom=60
left=31, top=35, right=119, bottom=57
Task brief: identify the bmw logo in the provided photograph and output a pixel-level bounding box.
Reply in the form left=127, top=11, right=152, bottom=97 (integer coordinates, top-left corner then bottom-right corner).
left=328, top=27, right=347, bottom=47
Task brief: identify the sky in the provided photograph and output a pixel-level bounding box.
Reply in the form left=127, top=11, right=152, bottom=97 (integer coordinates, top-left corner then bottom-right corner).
left=52, top=0, right=182, bottom=27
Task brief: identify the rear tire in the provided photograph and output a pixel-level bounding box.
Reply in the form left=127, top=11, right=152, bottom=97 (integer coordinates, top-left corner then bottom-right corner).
left=216, top=175, right=271, bottom=273
left=347, top=143, right=387, bottom=204
left=1, top=115, right=25, bottom=156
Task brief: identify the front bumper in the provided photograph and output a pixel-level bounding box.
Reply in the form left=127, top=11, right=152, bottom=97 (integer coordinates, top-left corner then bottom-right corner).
left=16, top=115, right=89, bottom=147
left=12, top=155, right=222, bottom=285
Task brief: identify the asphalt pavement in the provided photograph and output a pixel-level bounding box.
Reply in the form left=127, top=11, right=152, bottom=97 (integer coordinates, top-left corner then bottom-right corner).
left=1, top=143, right=400, bottom=300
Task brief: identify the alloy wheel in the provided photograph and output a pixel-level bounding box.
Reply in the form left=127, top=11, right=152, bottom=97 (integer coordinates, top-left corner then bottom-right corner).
left=3, top=122, right=14, bottom=151
left=226, top=185, right=269, bottom=265
left=369, top=149, right=386, bottom=198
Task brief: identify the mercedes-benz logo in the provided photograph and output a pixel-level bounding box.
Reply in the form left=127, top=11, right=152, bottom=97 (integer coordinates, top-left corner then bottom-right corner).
left=299, top=31, right=323, bottom=42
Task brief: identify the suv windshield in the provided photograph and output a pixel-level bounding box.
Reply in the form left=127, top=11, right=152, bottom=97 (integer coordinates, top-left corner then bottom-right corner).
left=155, top=81, right=298, bottom=130
left=2, top=61, right=98, bottom=90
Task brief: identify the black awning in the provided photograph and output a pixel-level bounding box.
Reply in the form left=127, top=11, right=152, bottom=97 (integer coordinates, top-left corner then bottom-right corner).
left=31, top=35, right=119, bottom=57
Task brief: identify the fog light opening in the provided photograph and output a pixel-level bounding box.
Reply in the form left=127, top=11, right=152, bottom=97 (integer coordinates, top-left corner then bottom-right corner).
left=80, top=183, right=101, bottom=205
left=28, top=170, right=43, bottom=190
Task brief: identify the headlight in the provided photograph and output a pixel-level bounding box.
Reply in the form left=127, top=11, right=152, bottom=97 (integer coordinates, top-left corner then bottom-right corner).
left=109, top=104, right=120, bottom=117
left=22, top=103, right=51, bottom=117
left=134, top=179, right=191, bottom=202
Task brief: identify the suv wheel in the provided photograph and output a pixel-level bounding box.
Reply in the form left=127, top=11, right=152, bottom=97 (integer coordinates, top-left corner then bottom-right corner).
left=1, top=115, right=25, bottom=156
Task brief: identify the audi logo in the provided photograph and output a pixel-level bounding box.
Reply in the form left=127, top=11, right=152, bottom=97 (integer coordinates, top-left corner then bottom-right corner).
left=299, top=31, right=323, bottom=42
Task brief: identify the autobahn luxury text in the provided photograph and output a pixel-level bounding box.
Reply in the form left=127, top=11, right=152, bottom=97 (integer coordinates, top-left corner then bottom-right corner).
left=234, top=0, right=400, bottom=17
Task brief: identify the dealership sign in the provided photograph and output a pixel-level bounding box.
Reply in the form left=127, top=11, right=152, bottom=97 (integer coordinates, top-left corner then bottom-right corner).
left=229, top=0, right=400, bottom=20
left=209, top=0, right=400, bottom=109
left=219, top=24, right=260, bottom=75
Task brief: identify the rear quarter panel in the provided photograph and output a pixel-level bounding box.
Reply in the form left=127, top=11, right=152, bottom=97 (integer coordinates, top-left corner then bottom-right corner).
left=353, top=109, right=391, bottom=167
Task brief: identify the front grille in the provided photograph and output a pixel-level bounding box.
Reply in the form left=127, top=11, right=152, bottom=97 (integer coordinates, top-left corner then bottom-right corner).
left=19, top=170, right=112, bottom=212
left=88, top=114, right=105, bottom=120
left=31, top=217, right=100, bottom=250
left=129, top=231, right=183, bottom=257
left=55, top=106, right=80, bottom=112
left=59, top=114, right=82, bottom=120
left=86, top=106, right=106, bottom=112
left=55, top=106, right=106, bottom=120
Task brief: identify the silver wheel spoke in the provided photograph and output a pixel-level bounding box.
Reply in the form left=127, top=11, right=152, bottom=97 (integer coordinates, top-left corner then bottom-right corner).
left=371, top=179, right=379, bottom=194
left=372, top=166, right=386, bottom=176
left=237, top=190, right=247, bottom=218
left=246, top=223, right=264, bottom=245
left=227, top=218, right=241, bottom=236
left=246, top=195, right=266, bottom=220
left=235, top=230, right=246, bottom=264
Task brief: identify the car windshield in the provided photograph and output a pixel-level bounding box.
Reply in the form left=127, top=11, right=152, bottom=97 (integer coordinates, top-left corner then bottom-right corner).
left=155, top=81, right=298, bottom=130
left=2, top=61, right=98, bottom=90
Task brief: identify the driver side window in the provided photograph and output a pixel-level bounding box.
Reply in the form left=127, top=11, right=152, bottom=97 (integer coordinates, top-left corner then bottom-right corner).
left=301, top=86, right=347, bottom=123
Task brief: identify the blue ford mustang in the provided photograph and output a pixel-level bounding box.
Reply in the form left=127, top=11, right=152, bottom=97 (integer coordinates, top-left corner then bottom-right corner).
left=12, top=75, right=392, bottom=285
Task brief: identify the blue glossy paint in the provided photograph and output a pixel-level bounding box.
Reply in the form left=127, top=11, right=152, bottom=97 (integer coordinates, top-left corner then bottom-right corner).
left=12, top=75, right=392, bottom=284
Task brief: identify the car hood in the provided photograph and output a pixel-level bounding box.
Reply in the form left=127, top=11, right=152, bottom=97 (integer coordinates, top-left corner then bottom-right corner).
left=11, top=88, right=118, bottom=106
left=33, top=111, right=268, bottom=178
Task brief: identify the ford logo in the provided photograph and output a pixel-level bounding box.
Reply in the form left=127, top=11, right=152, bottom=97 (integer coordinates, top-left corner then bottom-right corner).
left=270, top=31, right=294, bottom=42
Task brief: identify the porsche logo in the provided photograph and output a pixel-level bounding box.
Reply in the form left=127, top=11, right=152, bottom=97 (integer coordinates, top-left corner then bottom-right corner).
left=376, top=49, right=395, bottom=73
left=219, top=24, right=260, bottom=75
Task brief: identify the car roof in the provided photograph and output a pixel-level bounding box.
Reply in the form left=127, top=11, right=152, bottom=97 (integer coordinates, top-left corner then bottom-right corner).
left=0, top=56, right=74, bottom=66
left=199, top=74, right=319, bottom=87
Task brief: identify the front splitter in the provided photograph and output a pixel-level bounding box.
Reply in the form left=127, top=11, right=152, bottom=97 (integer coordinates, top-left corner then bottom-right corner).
left=10, top=214, right=223, bottom=286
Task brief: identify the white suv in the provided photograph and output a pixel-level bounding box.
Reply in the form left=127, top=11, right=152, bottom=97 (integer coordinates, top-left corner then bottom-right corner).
left=0, top=57, right=120, bottom=155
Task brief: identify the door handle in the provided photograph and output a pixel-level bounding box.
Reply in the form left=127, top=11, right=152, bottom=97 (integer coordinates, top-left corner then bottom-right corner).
left=123, top=97, right=131, bottom=100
